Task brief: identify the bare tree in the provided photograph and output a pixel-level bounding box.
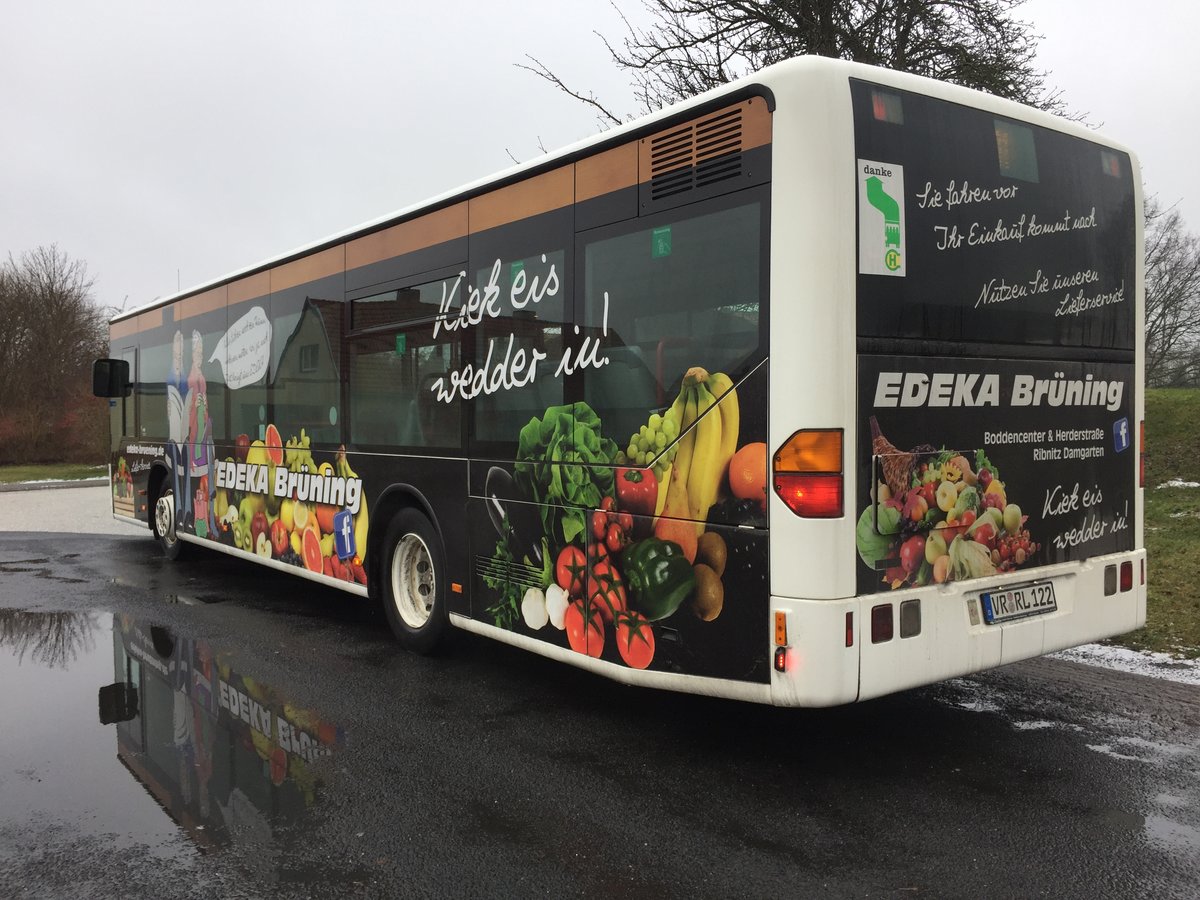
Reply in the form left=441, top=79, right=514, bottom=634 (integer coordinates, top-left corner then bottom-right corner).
left=522, top=0, right=1067, bottom=126
left=0, top=246, right=109, bottom=462
left=0, top=609, right=98, bottom=669
left=1144, top=199, right=1200, bottom=386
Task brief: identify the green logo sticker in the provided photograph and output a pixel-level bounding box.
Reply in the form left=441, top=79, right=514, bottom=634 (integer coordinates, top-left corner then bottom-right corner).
left=651, top=226, right=672, bottom=258
left=510, top=260, right=525, bottom=280
left=884, top=249, right=902, bottom=271
left=395, top=333, right=407, bottom=356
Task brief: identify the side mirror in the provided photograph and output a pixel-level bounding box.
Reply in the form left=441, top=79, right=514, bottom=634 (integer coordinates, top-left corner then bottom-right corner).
left=92, top=358, right=130, bottom=398
left=98, top=682, right=139, bottom=725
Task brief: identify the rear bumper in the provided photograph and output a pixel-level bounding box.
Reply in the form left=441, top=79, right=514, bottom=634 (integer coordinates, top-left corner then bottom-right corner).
left=768, top=549, right=1148, bottom=707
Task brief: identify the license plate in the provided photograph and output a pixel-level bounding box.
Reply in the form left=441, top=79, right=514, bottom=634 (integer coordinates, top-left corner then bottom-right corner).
left=980, top=582, right=1057, bottom=624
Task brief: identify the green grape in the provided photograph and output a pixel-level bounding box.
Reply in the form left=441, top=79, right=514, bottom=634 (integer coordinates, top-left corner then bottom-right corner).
left=655, top=432, right=667, bottom=450
left=615, top=451, right=627, bottom=465
left=627, top=442, right=638, bottom=459
left=636, top=435, right=649, bottom=452
left=648, top=413, right=662, bottom=430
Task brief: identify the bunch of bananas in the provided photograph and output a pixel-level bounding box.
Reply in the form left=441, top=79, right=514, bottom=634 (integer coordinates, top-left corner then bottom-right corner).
left=285, top=428, right=315, bottom=473
left=659, top=367, right=740, bottom=530
left=335, top=445, right=369, bottom=565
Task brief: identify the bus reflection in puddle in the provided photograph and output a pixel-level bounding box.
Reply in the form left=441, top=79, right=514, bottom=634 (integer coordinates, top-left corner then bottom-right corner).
left=101, top=615, right=345, bottom=858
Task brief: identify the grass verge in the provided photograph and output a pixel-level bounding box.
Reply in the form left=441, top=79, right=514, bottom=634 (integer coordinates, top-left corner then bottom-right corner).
left=0, top=463, right=107, bottom=484
left=1114, top=388, right=1200, bottom=658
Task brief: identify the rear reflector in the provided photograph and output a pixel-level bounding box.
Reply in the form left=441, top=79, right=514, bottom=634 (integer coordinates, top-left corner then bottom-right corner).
left=871, top=604, right=893, bottom=643
left=773, top=429, right=844, bottom=518
left=845, top=611, right=854, bottom=647
left=1120, top=561, right=1133, bottom=592
left=774, top=611, right=788, bottom=647
left=1141, top=558, right=1145, bottom=586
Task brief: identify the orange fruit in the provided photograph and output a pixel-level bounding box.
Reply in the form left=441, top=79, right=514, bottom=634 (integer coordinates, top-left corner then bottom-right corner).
left=729, top=442, right=768, bottom=502
left=302, top=527, right=323, bottom=573
left=264, top=424, right=284, bottom=467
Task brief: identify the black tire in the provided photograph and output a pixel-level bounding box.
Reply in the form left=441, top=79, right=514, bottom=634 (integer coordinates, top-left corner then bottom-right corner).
left=151, top=484, right=185, bottom=561
left=381, top=508, right=448, bottom=654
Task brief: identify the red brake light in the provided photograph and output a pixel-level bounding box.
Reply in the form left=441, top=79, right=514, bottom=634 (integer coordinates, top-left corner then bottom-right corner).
left=1120, top=561, right=1133, bottom=592
left=774, top=473, right=843, bottom=518
left=773, top=429, right=843, bottom=518
left=871, top=604, right=893, bottom=643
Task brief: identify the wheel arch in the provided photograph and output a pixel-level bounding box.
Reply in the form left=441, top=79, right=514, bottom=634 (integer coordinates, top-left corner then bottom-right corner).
left=367, top=484, right=445, bottom=602
left=146, top=461, right=170, bottom=533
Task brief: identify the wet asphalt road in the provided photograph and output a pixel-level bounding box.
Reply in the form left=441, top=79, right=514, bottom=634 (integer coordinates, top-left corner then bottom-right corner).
left=1, top=523, right=1199, bottom=898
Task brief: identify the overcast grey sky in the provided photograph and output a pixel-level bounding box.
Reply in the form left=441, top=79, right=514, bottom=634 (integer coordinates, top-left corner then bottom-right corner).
left=1, top=1, right=1193, bottom=312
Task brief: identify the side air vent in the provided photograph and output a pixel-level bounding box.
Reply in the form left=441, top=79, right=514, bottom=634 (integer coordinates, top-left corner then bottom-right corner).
left=649, top=107, right=744, bottom=200
left=639, top=97, right=771, bottom=215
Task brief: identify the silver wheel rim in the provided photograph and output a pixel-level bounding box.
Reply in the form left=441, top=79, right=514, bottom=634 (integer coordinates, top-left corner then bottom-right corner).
left=155, top=492, right=177, bottom=546
left=390, top=533, right=435, bottom=629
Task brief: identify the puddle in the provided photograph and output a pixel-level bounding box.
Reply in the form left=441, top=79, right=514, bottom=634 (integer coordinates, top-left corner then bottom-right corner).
left=0, top=610, right=345, bottom=869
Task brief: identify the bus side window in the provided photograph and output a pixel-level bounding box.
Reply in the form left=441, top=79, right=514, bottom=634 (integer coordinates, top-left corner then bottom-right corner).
left=581, top=194, right=766, bottom=441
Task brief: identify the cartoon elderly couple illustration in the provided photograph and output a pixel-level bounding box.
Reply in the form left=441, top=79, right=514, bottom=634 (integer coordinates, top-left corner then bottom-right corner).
left=167, top=329, right=217, bottom=537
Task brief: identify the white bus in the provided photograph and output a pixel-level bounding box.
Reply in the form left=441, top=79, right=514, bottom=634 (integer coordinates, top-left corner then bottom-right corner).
left=95, top=56, right=1145, bottom=706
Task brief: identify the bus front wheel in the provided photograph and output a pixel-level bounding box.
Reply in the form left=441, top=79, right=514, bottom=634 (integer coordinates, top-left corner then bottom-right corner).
left=152, top=485, right=184, bottom=561
left=381, top=509, right=448, bottom=654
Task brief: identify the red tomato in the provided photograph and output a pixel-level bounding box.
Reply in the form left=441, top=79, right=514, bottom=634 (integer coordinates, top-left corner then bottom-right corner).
left=601, top=495, right=616, bottom=513
left=605, top=522, right=625, bottom=553
left=589, top=559, right=628, bottom=623
left=592, top=510, right=608, bottom=540
left=615, top=611, right=655, bottom=669
left=555, top=545, right=587, bottom=596
left=617, top=511, right=634, bottom=534
left=588, top=540, right=609, bottom=566
left=565, top=598, right=604, bottom=657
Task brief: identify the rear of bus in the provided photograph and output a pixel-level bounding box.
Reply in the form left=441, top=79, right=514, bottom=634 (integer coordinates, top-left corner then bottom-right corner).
left=766, top=61, right=1144, bottom=705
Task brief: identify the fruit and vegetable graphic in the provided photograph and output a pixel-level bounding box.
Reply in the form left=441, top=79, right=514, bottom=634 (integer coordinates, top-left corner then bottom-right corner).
left=210, top=425, right=369, bottom=586
left=857, top=417, right=1040, bottom=589
left=482, top=363, right=765, bottom=675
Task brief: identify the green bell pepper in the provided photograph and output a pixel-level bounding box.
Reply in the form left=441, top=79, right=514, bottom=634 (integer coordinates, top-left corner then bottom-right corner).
left=621, top=537, right=696, bottom=621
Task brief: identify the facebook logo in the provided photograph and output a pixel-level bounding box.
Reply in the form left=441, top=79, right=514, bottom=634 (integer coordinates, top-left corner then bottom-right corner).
left=1113, top=418, right=1131, bottom=453
left=333, top=509, right=356, bottom=560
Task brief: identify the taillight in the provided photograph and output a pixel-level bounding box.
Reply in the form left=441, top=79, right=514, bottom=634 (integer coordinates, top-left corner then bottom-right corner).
left=1120, top=561, right=1133, bottom=592
left=773, top=429, right=843, bottom=517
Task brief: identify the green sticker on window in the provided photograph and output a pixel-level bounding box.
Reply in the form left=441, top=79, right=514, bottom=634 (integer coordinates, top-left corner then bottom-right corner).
left=510, top=260, right=525, bottom=280
left=395, top=333, right=407, bottom=355
left=651, top=226, right=672, bottom=258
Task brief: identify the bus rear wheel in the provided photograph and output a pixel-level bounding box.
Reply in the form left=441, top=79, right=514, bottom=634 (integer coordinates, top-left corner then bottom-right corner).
left=152, top=485, right=184, bottom=561
left=381, top=509, right=448, bottom=654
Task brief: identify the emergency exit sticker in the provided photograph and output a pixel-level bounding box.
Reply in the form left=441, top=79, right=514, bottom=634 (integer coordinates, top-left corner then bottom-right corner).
left=651, top=226, right=672, bottom=258
left=857, top=159, right=905, bottom=277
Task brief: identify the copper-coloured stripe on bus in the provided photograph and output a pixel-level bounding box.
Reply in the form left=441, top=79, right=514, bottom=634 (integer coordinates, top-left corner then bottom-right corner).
left=576, top=142, right=639, bottom=203
left=469, top=166, right=574, bottom=234
left=177, top=285, right=227, bottom=321
left=110, top=317, right=138, bottom=340
left=228, top=270, right=270, bottom=305
left=137, top=308, right=163, bottom=331
left=271, top=245, right=345, bottom=293
left=345, top=202, right=468, bottom=272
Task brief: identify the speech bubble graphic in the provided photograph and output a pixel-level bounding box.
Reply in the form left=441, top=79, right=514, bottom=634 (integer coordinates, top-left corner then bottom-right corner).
left=211, top=306, right=272, bottom=389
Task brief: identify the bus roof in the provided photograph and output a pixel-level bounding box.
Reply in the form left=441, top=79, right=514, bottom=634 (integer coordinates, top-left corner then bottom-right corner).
left=112, top=55, right=1135, bottom=324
